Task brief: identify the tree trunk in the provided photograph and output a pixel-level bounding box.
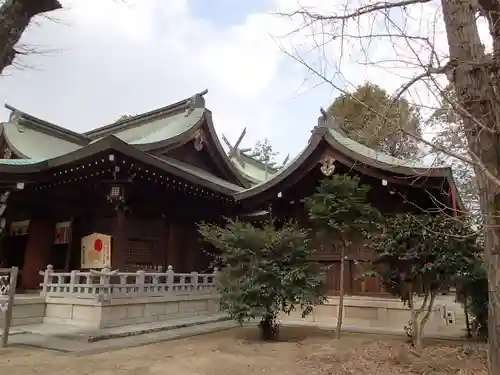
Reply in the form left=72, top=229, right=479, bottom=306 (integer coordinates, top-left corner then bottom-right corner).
left=408, top=291, right=418, bottom=344
left=259, top=314, right=278, bottom=341
left=335, top=248, right=346, bottom=339
left=0, top=0, right=61, bottom=75
left=463, top=292, right=472, bottom=338
left=414, top=291, right=436, bottom=351
left=440, top=1, right=500, bottom=373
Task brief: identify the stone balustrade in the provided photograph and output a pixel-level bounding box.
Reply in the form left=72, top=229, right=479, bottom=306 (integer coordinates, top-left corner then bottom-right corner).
left=39, top=264, right=218, bottom=301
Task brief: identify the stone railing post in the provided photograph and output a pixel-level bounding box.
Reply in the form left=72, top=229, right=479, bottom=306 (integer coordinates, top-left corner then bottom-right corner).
left=100, top=267, right=110, bottom=285
left=190, top=271, right=198, bottom=292
left=100, top=267, right=111, bottom=300
left=56, top=272, right=64, bottom=293
left=69, top=270, right=77, bottom=294
left=40, top=264, right=53, bottom=297
left=116, top=274, right=125, bottom=295
left=166, top=265, right=174, bottom=292
left=85, top=272, right=92, bottom=296
left=212, top=267, right=218, bottom=293
left=136, top=270, right=145, bottom=295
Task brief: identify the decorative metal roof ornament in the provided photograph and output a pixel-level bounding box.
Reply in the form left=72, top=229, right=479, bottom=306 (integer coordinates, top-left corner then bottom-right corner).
left=8, top=109, right=26, bottom=133
left=193, top=130, right=205, bottom=151
left=312, top=107, right=329, bottom=133
left=320, top=155, right=336, bottom=176
left=8, top=110, right=20, bottom=124
left=184, top=89, right=208, bottom=117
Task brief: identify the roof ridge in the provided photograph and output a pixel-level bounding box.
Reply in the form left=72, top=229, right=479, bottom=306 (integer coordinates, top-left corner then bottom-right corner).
left=84, top=89, right=208, bottom=138
left=4, top=104, right=90, bottom=145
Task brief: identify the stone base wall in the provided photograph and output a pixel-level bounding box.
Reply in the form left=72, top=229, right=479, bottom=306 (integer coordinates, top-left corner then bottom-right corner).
left=42, top=294, right=220, bottom=329
left=0, top=296, right=46, bottom=327
left=280, top=296, right=457, bottom=332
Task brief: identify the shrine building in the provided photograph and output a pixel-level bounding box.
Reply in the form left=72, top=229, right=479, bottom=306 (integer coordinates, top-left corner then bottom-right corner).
left=0, top=90, right=461, bottom=295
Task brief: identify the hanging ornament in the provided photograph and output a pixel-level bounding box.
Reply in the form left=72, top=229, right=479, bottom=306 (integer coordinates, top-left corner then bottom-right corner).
left=320, top=156, right=336, bottom=176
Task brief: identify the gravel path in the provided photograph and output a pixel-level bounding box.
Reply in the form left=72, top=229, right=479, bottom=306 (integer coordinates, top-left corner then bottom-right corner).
left=0, top=327, right=488, bottom=375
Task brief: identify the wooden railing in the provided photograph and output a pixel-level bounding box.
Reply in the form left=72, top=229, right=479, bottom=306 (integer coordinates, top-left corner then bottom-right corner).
left=39, top=264, right=218, bottom=301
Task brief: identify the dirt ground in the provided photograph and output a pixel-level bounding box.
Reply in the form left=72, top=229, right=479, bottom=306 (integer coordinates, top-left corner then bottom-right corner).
left=0, top=327, right=488, bottom=375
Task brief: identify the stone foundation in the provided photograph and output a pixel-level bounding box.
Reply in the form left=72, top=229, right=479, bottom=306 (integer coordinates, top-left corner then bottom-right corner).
left=0, top=295, right=45, bottom=327
left=280, top=295, right=460, bottom=333
left=42, top=294, right=220, bottom=328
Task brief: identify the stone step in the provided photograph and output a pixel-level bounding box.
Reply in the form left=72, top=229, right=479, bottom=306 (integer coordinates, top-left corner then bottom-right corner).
left=12, top=313, right=230, bottom=343
left=6, top=318, right=238, bottom=355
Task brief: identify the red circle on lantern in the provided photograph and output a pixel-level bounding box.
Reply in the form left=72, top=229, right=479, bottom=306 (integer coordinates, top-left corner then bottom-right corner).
left=94, top=238, right=103, bottom=252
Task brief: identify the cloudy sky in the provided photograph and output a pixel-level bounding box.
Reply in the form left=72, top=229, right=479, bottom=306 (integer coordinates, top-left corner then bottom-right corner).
left=0, top=0, right=491, bottom=161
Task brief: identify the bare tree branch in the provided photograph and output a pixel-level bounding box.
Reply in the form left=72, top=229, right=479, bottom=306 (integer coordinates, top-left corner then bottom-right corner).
left=0, top=0, right=62, bottom=75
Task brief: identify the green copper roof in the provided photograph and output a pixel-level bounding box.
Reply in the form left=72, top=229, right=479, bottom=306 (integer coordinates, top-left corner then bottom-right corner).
left=2, top=92, right=207, bottom=160
left=0, top=96, right=454, bottom=200
left=158, top=155, right=244, bottom=192
left=2, top=121, right=82, bottom=159
left=328, top=127, right=438, bottom=170
left=0, top=92, right=249, bottom=192
left=112, top=108, right=204, bottom=145
left=230, top=154, right=279, bottom=185
left=0, top=158, right=44, bottom=165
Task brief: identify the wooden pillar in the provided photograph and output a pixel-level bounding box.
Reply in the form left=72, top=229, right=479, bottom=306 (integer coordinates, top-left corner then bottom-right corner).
left=158, top=216, right=168, bottom=268
left=22, top=219, right=55, bottom=290
left=111, top=210, right=126, bottom=270
left=185, top=223, right=198, bottom=272
left=167, top=220, right=178, bottom=269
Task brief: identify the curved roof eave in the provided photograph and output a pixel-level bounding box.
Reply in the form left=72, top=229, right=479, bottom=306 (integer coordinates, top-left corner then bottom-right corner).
left=325, top=128, right=451, bottom=178
left=0, top=135, right=242, bottom=195
left=136, top=110, right=251, bottom=188
left=233, top=128, right=327, bottom=201
left=202, top=110, right=252, bottom=188
left=3, top=127, right=29, bottom=159
left=5, top=104, right=90, bottom=145
left=2, top=121, right=83, bottom=160
left=234, top=124, right=462, bottom=208
left=84, top=90, right=208, bottom=138
left=324, top=128, right=465, bottom=212
left=131, top=109, right=205, bottom=151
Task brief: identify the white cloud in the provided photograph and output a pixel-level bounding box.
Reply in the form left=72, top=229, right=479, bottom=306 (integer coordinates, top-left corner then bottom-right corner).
left=0, top=0, right=324, bottom=160
left=0, top=0, right=492, bottom=164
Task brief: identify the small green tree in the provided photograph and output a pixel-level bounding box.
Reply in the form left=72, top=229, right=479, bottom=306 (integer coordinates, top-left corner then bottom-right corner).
left=371, top=213, right=479, bottom=349
left=198, top=219, right=326, bottom=341
left=305, top=175, right=381, bottom=339
left=250, top=138, right=279, bottom=180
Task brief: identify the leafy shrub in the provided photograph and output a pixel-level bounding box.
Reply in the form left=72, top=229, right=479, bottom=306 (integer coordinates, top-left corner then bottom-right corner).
left=198, top=219, right=326, bottom=340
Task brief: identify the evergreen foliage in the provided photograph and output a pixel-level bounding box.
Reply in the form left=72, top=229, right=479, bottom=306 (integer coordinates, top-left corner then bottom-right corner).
left=198, top=219, right=326, bottom=340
